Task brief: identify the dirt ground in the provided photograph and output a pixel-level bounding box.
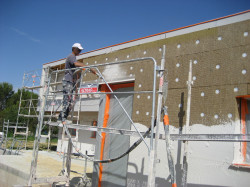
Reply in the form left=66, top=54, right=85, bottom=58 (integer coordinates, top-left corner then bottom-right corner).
left=0, top=150, right=93, bottom=187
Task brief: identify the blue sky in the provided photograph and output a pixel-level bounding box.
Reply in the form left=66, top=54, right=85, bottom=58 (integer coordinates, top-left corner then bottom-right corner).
left=0, top=0, right=249, bottom=90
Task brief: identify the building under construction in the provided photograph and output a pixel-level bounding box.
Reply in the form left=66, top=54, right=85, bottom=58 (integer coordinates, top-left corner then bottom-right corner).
left=0, top=10, right=250, bottom=187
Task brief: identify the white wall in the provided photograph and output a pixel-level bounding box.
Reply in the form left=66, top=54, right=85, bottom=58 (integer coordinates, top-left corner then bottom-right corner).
left=57, top=112, right=98, bottom=155
left=127, top=122, right=250, bottom=187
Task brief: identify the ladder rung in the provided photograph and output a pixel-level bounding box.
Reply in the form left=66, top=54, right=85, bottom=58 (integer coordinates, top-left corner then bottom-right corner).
left=23, top=85, right=42, bottom=90
left=41, top=135, right=50, bottom=138
left=15, top=132, right=28, bottom=136
left=8, top=126, right=27, bottom=129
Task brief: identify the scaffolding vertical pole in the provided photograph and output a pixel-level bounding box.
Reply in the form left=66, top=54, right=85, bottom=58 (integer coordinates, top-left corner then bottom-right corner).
left=5, top=120, right=9, bottom=149
left=47, top=69, right=58, bottom=151
left=24, top=79, right=35, bottom=150
left=148, top=45, right=166, bottom=187
left=1, top=119, right=4, bottom=147
left=3, top=119, right=6, bottom=148
left=182, top=60, right=193, bottom=187
left=144, top=62, right=157, bottom=187
left=70, top=70, right=80, bottom=122
left=2, top=119, right=4, bottom=137
left=62, top=148, right=66, bottom=174
left=25, top=124, right=29, bottom=150
left=163, top=107, right=177, bottom=187
left=48, top=126, right=51, bottom=151
left=50, top=69, right=58, bottom=117
left=77, top=70, right=84, bottom=125
left=28, top=67, right=50, bottom=186
left=2, top=119, right=4, bottom=132
left=61, top=125, right=65, bottom=155
left=16, top=72, right=25, bottom=130
left=66, top=139, right=72, bottom=186
left=15, top=72, right=28, bottom=149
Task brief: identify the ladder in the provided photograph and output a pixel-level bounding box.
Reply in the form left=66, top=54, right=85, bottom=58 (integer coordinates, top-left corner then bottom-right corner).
left=14, top=122, right=28, bottom=150
left=1, top=120, right=26, bottom=155
left=1, top=120, right=12, bottom=154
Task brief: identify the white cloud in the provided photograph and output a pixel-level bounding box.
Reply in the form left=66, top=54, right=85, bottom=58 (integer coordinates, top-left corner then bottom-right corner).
left=11, top=27, right=41, bottom=43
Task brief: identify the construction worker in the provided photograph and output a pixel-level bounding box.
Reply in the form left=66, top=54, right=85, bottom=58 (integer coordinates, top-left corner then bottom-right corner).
left=58, top=43, right=96, bottom=125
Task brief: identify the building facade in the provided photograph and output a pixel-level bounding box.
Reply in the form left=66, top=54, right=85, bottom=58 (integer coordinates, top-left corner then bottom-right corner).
left=42, top=11, right=250, bottom=187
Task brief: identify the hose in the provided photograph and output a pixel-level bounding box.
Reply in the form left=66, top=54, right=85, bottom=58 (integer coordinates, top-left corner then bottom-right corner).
left=64, top=120, right=154, bottom=163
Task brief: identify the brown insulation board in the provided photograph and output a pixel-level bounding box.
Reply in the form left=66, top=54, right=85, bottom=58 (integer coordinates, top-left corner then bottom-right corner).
left=166, top=84, right=248, bottom=127
left=51, top=20, right=250, bottom=128
left=209, top=46, right=250, bottom=86
left=216, top=20, right=250, bottom=50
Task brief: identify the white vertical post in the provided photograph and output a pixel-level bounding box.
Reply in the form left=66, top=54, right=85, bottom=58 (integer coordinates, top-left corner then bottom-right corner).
left=65, top=140, right=72, bottom=186
left=5, top=120, right=9, bottom=149
left=182, top=60, right=193, bottom=187
left=148, top=45, right=166, bottom=187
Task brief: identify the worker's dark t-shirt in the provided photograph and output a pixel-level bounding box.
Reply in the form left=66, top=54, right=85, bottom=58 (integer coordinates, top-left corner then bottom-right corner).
left=64, top=53, right=76, bottom=83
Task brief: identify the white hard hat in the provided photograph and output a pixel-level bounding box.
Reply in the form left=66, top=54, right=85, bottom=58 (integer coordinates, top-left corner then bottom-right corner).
left=72, top=43, right=84, bottom=50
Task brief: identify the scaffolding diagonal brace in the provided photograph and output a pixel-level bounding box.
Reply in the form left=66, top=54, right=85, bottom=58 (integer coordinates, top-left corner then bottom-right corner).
left=95, top=67, right=151, bottom=152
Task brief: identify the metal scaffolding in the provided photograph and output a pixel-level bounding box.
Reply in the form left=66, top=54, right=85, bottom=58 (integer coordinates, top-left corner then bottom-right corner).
left=17, top=68, right=58, bottom=151
left=27, top=55, right=160, bottom=186
left=13, top=45, right=250, bottom=187
left=0, top=119, right=27, bottom=155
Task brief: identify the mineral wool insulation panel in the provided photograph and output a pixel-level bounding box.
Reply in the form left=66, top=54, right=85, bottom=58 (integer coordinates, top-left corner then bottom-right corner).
left=45, top=17, right=250, bottom=128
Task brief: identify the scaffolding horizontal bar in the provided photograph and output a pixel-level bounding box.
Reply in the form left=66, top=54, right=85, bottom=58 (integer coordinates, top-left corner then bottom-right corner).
left=14, top=132, right=28, bottom=135
left=47, top=122, right=250, bottom=142
left=4, top=122, right=25, bottom=125
left=48, top=122, right=143, bottom=137
left=23, top=86, right=42, bottom=90
left=18, top=114, right=56, bottom=118
left=21, top=99, right=39, bottom=101
left=4, top=126, right=27, bottom=129
left=23, top=82, right=61, bottom=90
left=33, top=176, right=68, bottom=184
left=20, top=107, right=38, bottom=109
left=170, top=134, right=250, bottom=142
left=46, top=90, right=154, bottom=96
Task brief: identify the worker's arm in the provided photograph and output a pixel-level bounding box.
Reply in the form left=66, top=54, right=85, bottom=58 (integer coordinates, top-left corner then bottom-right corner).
left=74, top=61, right=97, bottom=75
left=74, top=61, right=84, bottom=67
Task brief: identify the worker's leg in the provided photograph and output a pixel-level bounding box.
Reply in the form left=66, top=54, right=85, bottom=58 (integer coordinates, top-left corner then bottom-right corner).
left=58, top=80, right=74, bottom=122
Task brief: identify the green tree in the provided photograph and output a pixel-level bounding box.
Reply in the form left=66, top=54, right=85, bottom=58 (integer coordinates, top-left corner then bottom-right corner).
left=0, top=82, right=14, bottom=111
left=0, top=85, right=39, bottom=134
